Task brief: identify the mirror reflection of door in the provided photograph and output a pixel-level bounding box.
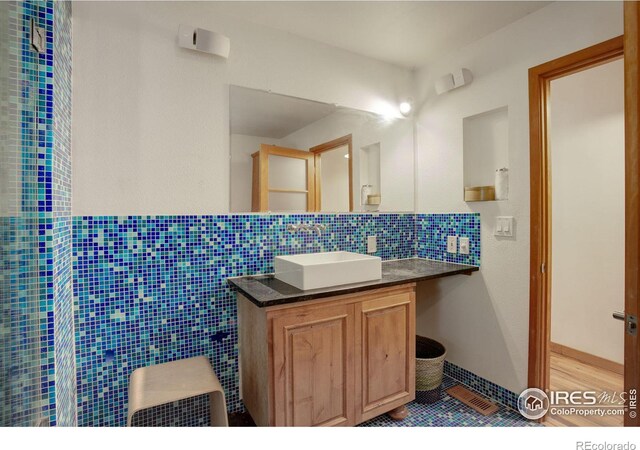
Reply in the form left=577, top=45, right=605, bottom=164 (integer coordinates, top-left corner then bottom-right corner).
left=250, top=137, right=353, bottom=212
left=251, top=144, right=315, bottom=212
left=311, top=135, right=353, bottom=212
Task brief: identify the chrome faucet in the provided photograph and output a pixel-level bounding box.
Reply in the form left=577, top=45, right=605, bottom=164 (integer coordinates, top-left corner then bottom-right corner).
left=286, top=223, right=327, bottom=236
left=309, top=223, right=327, bottom=236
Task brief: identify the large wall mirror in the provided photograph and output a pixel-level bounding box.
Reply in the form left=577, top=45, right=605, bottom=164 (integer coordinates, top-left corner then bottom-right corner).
left=229, top=86, right=414, bottom=213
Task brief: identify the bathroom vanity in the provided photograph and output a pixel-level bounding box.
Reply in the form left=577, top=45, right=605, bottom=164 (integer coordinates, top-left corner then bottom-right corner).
left=229, top=258, right=478, bottom=427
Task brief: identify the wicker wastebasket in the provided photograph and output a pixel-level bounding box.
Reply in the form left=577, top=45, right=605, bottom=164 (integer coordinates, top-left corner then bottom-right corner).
left=415, top=336, right=447, bottom=404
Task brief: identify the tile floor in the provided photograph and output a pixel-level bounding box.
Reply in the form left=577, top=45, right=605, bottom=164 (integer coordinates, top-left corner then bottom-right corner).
left=359, top=375, right=536, bottom=427
left=229, top=375, right=537, bottom=427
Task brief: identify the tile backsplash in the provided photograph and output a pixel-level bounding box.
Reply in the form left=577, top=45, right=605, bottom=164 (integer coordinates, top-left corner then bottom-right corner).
left=416, top=213, right=481, bottom=266
left=72, top=213, right=416, bottom=426
left=72, top=212, right=479, bottom=426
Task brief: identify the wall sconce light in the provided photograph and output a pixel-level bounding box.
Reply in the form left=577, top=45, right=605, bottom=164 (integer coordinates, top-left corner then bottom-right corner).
left=178, top=24, right=230, bottom=58
left=399, top=98, right=413, bottom=116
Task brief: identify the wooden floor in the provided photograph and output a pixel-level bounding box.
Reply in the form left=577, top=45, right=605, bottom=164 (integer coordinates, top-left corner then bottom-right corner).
left=545, top=352, right=624, bottom=427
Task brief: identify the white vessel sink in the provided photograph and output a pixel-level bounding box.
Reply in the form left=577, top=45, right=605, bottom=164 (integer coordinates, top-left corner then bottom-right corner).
left=274, top=251, right=382, bottom=291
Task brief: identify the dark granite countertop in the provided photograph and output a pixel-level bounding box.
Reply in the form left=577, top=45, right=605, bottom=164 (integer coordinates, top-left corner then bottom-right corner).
left=227, top=258, right=478, bottom=308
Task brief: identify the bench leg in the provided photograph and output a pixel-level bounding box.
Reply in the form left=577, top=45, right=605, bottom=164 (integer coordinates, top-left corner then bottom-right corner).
left=209, top=391, right=229, bottom=426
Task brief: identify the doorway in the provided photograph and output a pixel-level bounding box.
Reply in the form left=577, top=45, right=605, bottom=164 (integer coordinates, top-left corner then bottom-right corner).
left=527, top=34, right=640, bottom=426
left=546, top=57, right=625, bottom=426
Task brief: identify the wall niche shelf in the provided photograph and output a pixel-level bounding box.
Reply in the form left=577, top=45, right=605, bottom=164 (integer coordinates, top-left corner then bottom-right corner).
left=463, top=106, right=509, bottom=202
left=464, top=185, right=495, bottom=202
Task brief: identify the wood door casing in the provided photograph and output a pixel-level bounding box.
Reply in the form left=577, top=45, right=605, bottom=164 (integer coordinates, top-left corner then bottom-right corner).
left=355, top=290, right=416, bottom=423
left=271, top=303, right=355, bottom=426
left=527, top=36, right=624, bottom=400
left=624, top=1, right=640, bottom=427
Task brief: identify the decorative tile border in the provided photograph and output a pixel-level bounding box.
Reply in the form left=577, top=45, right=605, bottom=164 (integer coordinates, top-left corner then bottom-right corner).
left=444, top=360, right=519, bottom=412
left=416, top=213, right=480, bottom=266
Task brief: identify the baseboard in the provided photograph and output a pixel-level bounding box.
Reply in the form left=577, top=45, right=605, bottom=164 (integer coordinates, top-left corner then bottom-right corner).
left=550, top=342, right=624, bottom=375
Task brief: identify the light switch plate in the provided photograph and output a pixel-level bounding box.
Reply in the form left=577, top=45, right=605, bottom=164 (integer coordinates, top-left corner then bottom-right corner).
left=495, top=216, right=514, bottom=237
left=447, top=236, right=457, bottom=254
left=367, top=235, right=377, bottom=254
left=459, top=237, right=470, bottom=255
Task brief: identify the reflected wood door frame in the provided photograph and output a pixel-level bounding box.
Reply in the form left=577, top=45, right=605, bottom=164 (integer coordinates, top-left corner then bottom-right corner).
left=527, top=35, right=626, bottom=423
left=310, top=134, right=354, bottom=212
left=251, top=144, right=316, bottom=212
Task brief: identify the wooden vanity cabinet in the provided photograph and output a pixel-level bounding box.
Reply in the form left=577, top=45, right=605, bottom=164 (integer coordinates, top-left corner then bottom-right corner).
left=238, top=283, right=416, bottom=427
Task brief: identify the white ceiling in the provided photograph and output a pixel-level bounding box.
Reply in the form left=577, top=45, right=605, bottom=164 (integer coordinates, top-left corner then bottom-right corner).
left=216, top=1, right=552, bottom=69
left=230, top=86, right=337, bottom=138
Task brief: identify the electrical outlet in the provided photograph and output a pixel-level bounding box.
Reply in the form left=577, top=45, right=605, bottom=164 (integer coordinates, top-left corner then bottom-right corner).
left=459, top=237, right=470, bottom=255
left=447, top=236, right=457, bottom=254
left=367, top=235, right=377, bottom=254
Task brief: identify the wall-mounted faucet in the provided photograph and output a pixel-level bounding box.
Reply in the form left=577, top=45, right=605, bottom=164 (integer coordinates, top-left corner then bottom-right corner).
left=286, top=223, right=327, bottom=236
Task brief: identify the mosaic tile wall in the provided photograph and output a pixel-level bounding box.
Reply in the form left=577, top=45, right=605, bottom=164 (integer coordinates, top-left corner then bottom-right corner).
left=130, top=394, right=210, bottom=427
left=72, top=213, right=415, bottom=426
left=416, top=213, right=481, bottom=266
left=51, top=0, right=76, bottom=426
left=0, top=0, right=73, bottom=427
left=0, top=0, right=18, bottom=426
left=0, top=0, right=54, bottom=426
left=0, top=2, right=495, bottom=429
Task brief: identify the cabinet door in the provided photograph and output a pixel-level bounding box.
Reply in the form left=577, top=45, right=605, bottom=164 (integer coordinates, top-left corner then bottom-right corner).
left=271, top=303, right=355, bottom=426
left=355, top=290, right=415, bottom=423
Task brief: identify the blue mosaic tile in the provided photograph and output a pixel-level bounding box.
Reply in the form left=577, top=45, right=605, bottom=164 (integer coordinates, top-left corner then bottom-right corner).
left=360, top=375, right=536, bottom=427
left=51, top=0, right=75, bottom=427
left=72, top=213, right=415, bottom=426
left=416, top=213, right=480, bottom=266
left=0, top=0, right=74, bottom=427
left=71, top=212, right=491, bottom=427
left=444, top=360, right=519, bottom=412
left=130, top=394, right=211, bottom=427
left=4, top=0, right=492, bottom=430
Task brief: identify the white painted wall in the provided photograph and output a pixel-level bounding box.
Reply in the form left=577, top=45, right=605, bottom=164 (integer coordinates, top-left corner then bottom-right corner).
left=319, top=144, right=350, bottom=212
left=463, top=106, right=509, bottom=189
left=72, top=1, right=412, bottom=215
left=414, top=1, right=622, bottom=394
left=550, top=59, right=625, bottom=364
left=360, top=143, right=380, bottom=191
left=281, top=109, right=414, bottom=212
